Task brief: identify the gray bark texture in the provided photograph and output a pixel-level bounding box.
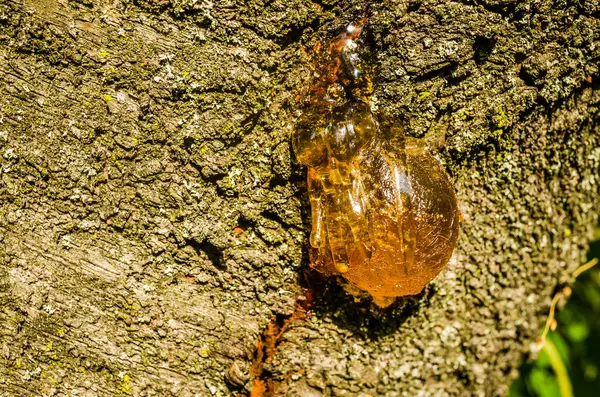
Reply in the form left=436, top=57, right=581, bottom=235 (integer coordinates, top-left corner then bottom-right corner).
left=1, top=0, right=599, bottom=396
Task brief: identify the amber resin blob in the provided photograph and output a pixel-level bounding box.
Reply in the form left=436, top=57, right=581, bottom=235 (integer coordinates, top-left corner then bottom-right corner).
left=293, top=22, right=460, bottom=307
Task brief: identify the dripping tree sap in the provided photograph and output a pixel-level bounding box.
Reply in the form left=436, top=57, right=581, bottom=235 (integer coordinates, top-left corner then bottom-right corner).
left=293, top=22, right=460, bottom=307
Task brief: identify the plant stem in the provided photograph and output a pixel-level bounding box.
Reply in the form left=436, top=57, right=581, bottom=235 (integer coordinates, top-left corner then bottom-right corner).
left=543, top=338, right=573, bottom=397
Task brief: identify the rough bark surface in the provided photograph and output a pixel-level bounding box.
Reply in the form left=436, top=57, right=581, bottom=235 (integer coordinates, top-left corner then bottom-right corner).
left=0, top=0, right=599, bottom=396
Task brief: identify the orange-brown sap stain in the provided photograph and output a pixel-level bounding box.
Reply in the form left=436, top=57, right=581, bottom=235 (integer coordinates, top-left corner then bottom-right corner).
left=249, top=285, right=317, bottom=397
left=293, top=22, right=460, bottom=307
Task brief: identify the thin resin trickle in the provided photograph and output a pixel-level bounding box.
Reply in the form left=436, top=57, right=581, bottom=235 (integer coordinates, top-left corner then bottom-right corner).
left=294, top=22, right=460, bottom=307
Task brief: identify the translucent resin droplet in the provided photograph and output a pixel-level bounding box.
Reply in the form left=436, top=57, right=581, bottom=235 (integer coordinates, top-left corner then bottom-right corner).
left=293, top=22, right=460, bottom=307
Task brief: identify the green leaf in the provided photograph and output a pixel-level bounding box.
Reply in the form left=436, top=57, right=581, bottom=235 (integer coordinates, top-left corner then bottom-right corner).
left=565, top=321, right=589, bottom=344
left=529, top=368, right=560, bottom=397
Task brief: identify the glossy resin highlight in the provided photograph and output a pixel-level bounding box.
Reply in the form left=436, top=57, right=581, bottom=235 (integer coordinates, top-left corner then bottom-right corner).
left=294, top=22, right=460, bottom=307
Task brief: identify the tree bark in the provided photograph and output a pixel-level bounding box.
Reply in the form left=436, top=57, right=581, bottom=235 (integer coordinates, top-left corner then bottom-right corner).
left=0, top=0, right=599, bottom=396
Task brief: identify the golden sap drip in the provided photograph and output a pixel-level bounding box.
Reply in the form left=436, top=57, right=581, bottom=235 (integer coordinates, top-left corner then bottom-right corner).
left=293, top=22, right=460, bottom=307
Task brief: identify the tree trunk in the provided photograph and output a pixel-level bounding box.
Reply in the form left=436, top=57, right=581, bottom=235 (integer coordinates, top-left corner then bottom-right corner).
left=1, top=0, right=599, bottom=396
